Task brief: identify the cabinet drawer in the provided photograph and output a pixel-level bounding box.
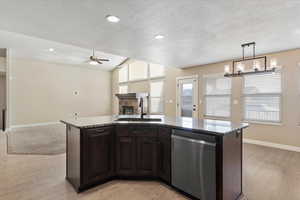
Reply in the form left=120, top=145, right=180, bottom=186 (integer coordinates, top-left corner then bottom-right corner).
left=116, top=125, right=157, bottom=137
left=129, top=126, right=157, bottom=137
left=116, top=125, right=130, bottom=136
left=85, top=127, right=113, bottom=135
left=158, top=127, right=171, bottom=138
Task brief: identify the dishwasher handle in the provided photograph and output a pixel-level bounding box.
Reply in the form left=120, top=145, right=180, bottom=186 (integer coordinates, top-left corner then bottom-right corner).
left=171, top=134, right=216, bottom=147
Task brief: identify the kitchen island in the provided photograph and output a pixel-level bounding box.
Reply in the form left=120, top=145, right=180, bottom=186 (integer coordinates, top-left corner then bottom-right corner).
left=61, top=115, right=248, bottom=200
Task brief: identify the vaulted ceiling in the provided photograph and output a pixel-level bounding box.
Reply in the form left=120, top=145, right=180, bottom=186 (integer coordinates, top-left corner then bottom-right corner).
left=0, top=0, right=299, bottom=68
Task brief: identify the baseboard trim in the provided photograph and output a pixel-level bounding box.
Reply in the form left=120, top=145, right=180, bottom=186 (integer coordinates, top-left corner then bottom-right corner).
left=10, top=121, right=61, bottom=130
left=243, top=138, right=300, bottom=152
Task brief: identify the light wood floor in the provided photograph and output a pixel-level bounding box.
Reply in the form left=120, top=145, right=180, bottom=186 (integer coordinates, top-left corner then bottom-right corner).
left=0, top=131, right=299, bottom=200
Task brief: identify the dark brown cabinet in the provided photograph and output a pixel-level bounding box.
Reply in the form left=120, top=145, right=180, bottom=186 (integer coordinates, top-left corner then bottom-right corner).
left=157, top=127, right=171, bottom=183
left=82, top=127, right=115, bottom=185
left=66, top=122, right=245, bottom=199
left=116, top=125, right=158, bottom=177
left=136, top=136, right=157, bottom=176
left=116, top=136, right=136, bottom=176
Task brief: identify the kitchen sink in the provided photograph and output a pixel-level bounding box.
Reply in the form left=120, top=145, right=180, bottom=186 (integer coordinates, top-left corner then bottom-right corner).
left=115, top=118, right=162, bottom=122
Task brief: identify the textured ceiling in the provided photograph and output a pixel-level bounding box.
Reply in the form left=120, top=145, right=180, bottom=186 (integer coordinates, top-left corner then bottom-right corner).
left=0, top=30, right=126, bottom=70
left=0, top=0, right=299, bottom=68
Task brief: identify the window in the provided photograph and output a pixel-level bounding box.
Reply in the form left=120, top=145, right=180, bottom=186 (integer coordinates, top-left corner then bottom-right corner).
left=150, top=80, right=164, bottom=114
left=243, top=72, right=281, bottom=122
left=119, top=85, right=128, bottom=94
left=204, top=75, right=232, bottom=117
left=129, top=61, right=148, bottom=81
left=118, top=65, right=128, bottom=83
left=150, top=63, right=165, bottom=78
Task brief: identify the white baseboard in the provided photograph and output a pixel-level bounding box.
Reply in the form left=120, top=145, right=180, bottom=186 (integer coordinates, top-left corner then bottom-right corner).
left=243, top=138, right=300, bottom=152
left=10, top=121, right=61, bottom=130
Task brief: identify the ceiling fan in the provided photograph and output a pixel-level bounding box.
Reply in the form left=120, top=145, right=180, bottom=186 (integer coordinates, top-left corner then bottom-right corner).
left=88, top=49, right=109, bottom=65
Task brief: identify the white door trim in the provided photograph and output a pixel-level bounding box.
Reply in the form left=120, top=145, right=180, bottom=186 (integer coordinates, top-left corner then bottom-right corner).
left=176, top=75, right=199, bottom=118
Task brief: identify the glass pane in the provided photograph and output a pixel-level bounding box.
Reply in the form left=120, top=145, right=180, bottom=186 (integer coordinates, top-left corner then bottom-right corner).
left=181, top=95, right=193, bottom=117
left=150, top=63, right=165, bottom=78
left=129, top=60, right=148, bottom=80
left=181, top=83, right=193, bottom=117
left=151, top=98, right=163, bottom=113
left=182, top=83, right=193, bottom=96
left=205, top=77, right=231, bottom=95
left=244, top=96, right=280, bottom=122
left=205, top=96, right=230, bottom=117
left=244, top=73, right=281, bottom=94
left=118, top=65, right=128, bottom=83
left=150, top=81, right=164, bottom=97
left=119, top=85, right=128, bottom=94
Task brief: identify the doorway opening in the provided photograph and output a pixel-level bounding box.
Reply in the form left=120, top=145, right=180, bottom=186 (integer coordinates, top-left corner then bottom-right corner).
left=176, top=75, right=198, bottom=118
left=0, top=48, right=7, bottom=131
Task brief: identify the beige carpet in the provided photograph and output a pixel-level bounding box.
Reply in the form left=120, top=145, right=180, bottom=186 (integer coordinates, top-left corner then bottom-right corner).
left=6, top=123, right=66, bottom=155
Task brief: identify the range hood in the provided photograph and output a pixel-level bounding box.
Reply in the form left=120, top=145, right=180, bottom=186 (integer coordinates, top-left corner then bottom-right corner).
left=115, top=93, right=148, bottom=99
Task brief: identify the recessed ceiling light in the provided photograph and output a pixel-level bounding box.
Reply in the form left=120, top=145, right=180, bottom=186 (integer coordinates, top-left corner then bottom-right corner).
left=106, top=15, right=120, bottom=23
left=155, top=35, right=164, bottom=40
left=49, top=48, right=55, bottom=52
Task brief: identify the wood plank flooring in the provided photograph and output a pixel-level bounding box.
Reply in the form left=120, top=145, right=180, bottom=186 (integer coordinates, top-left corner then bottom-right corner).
left=0, top=131, right=300, bottom=200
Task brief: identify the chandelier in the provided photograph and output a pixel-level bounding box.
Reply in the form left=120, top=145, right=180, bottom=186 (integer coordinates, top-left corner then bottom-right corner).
left=224, top=42, right=277, bottom=77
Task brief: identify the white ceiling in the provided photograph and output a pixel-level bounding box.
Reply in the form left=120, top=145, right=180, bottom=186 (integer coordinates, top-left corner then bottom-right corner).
left=0, top=0, right=300, bottom=68
left=0, top=30, right=127, bottom=70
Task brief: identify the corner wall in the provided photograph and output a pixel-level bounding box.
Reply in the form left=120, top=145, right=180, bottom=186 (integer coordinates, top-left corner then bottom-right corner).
left=10, top=58, right=112, bottom=126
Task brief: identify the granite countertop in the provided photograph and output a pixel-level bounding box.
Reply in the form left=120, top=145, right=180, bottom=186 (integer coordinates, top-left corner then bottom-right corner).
left=60, top=115, right=248, bottom=135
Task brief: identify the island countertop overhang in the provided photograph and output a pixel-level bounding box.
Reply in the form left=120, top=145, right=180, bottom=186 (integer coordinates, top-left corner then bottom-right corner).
left=60, top=115, right=248, bottom=136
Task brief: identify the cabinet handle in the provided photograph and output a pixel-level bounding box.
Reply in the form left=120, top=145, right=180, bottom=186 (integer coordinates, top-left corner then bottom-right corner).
left=90, top=129, right=109, bottom=136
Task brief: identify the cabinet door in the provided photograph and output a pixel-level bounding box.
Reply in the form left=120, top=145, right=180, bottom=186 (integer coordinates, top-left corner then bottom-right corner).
left=157, top=127, right=171, bottom=183
left=116, top=136, right=136, bottom=176
left=83, top=127, right=114, bottom=185
left=136, top=137, right=157, bottom=177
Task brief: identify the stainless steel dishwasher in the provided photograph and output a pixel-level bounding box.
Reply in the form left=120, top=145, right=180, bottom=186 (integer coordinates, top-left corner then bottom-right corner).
left=172, top=129, right=216, bottom=200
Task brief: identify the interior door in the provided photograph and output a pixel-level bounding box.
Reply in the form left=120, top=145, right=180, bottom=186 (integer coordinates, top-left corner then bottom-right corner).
left=177, top=77, right=198, bottom=118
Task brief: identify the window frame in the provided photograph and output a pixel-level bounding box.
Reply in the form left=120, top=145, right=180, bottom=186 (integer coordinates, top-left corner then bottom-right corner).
left=118, top=64, right=129, bottom=83
left=128, top=61, right=149, bottom=82
left=149, top=63, right=165, bottom=79
left=117, top=61, right=165, bottom=115
left=149, top=79, right=165, bottom=114
left=203, top=74, right=232, bottom=119
left=242, top=71, right=283, bottom=124
left=118, top=84, right=128, bottom=94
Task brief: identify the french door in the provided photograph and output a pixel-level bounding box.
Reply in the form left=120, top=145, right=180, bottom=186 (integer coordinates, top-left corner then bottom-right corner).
left=176, top=76, right=198, bottom=118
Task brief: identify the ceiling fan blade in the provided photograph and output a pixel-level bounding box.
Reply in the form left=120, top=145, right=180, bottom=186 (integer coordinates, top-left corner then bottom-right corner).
left=98, top=58, right=109, bottom=62
left=96, top=60, right=103, bottom=64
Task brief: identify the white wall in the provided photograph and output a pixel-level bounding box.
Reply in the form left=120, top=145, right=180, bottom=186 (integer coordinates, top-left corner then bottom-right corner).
left=10, top=58, right=112, bottom=126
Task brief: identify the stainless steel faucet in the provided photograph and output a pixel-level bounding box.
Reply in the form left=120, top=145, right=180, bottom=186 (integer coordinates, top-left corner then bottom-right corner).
left=139, top=97, right=146, bottom=118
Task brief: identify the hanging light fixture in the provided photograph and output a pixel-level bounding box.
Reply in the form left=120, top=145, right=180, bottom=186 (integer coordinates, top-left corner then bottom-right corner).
left=224, top=42, right=277, bottom=77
